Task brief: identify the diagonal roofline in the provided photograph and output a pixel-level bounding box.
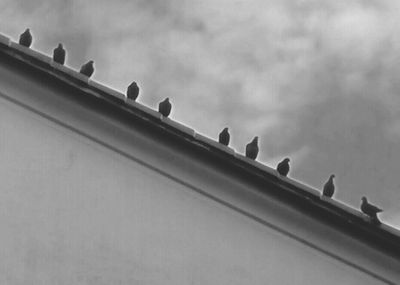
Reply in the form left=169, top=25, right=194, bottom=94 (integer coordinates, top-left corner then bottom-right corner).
left=1, top=32, right=400, bottom=258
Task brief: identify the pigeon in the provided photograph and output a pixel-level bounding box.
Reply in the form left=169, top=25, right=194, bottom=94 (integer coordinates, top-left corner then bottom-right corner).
left=79, top=60, right=94, bottom=77
left=322, top=174, right=335, bottom=198
left=277, top=158, right=290, bottom=176
left=245, top=136, right=259, bottom=160
left=19, top=28, right=32, bottom=47
left=361, top=196, right=382, bottom=224
left=126, top=81, right=139, bottom=101
left=218, top=127, right=230, bottom=146
left=53, top=43, right=66, bottom=65
left=158, top=98, right=172, bottom=117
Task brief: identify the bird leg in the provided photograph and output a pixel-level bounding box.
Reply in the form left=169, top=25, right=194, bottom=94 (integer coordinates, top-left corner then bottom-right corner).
left=370, top=215, right=381, bottom=225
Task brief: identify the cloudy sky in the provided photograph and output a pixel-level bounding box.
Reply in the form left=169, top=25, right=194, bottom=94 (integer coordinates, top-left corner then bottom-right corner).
left=1, top=0, right=400, bottom=227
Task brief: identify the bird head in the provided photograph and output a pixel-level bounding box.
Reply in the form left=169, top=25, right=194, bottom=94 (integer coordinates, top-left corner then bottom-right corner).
left=253, top=136, right=259, bottom=143
left=25, top=28, right=30, bottom=33
left=223, top=127, right=229, bottom=132
left=88, top=60, right=94, bottom=65
left=284, top=158, right=290, bottom=163
left=165, top=98, right=170, bottom=102
left=330, top=174, right=335, bottom=179
left=58, top=43, right=63, bottom=48
left=361, top=196, right=367, bottom=203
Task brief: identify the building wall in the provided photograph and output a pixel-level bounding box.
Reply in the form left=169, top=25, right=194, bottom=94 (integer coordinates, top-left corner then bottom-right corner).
left=0, top=57, right=399, bottom=284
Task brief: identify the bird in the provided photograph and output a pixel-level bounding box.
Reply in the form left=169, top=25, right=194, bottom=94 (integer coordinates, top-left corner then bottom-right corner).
left=322, top=174, right=335, bottom=198
left=158, top=98, right=172, bottom=117
left=361, top=196, right=383, bottom=224
left=245, top=136, right=259, bottom=160
left=19, top=28, right=32, bottom=47
left=53, top=43, right=66, bottom=65
left=79, top=60, right=94, bottom=77
left=276, top=158, right=290, bottom=176
left=218, top=128, right=230, bottom=146
left=126, top=81, right=139, bottom=101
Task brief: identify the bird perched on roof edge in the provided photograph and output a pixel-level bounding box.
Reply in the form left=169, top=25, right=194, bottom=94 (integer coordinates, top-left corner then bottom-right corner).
left=218, top=128, right=230, bottom=146
left=245, top=136, right=259, bottom=160
left=158, top=98, right=172, bottom=117
left=127, top=82, right=139, bottom=101
left=53, top=43, right=66, bottom=65
left=276, top=158, right=290, bottom=176
left=19, top=28, right=32, bottom=47
left=80, top=60, right=95, bottom=77
left=361, top=196, right=382, bottom=224
left=322, top=174, right=335, bottom=198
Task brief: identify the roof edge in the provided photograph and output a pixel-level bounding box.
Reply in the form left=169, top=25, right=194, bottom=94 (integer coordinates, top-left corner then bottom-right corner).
left=1, top=33, right=400, bottom=255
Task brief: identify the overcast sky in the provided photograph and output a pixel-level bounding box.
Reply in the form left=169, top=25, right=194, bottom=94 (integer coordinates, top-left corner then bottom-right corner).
left=1, top=0, right=400, bottom=227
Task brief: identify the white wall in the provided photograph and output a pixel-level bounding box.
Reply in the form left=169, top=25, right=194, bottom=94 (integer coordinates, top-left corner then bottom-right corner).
left=0, top=59, right=398, bottom=285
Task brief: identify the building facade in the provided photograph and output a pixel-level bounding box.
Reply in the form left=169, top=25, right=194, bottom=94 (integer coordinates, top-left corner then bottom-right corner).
left=0, top=33, right=399, bottom=284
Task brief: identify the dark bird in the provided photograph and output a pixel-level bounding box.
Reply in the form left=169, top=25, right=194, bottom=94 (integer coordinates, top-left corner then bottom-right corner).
left=53, top=43, right=66, bottom=65
left=158, top=98, right=172, bottom=117
left=19, top=28, right=32, bottom=47
left=126, top=81, right=139, bottom=101
left=361, top=196, right=382, bottom=224
left=322, top=174, right=335, bottom=198
left=277, top=158, right=290, bottom=176
left=218, top=127, right=230, bottom=146
left=79, top=60, right=94, bottom=77
left=245, top=136, right=259, bottom=160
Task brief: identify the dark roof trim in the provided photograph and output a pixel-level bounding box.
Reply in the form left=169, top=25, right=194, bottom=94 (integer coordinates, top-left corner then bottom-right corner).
left=1, top=33, right=400, bottom=257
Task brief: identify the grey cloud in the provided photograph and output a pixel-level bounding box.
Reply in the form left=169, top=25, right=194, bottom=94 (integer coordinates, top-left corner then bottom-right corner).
left=1, top=0, right=400, bottom=225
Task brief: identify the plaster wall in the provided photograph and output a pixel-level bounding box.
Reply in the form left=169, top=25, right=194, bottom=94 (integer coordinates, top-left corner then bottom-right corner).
left=0, top=58, right=398, bottom=284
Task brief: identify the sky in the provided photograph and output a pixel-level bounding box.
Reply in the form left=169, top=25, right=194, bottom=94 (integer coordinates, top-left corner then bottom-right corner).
left=0, top=0, right=400, bottom=227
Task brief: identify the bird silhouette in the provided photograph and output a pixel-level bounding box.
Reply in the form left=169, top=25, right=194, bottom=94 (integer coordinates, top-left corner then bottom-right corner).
left=158, top=98, right=172, bottom=117
left=127, top=82, right=139, bottom=101
left=53, top=43, right=66, bottom=65
left=218, top=128, right=230, bottom=146
left=322, top=174, right=335, bottom=198
left=79, top=60, right=94, bottom=77
left=245, top=136, right=259, bottom=160
left=276, top=158, right=290, bottom=176
left=361, top=197, right=382, bottom=224
left=19, top=28, right=32, bottom=47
